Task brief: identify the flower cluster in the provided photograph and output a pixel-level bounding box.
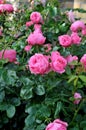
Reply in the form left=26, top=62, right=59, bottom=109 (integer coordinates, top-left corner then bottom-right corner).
left=0, top=3, right=14, bottom=13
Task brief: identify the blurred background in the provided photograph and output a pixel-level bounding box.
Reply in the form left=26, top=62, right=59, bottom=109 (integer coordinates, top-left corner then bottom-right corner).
left=6, top=0, right=86, bottom=22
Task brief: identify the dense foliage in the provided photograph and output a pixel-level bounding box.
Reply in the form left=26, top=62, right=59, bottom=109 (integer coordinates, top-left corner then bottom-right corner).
left=0, top=0, right=86, bottom=130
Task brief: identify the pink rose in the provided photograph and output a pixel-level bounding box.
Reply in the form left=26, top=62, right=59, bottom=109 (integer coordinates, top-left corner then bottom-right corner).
left=70, top=20, right=85, bottom=32
left=24, top=45, right=32, bottom=52
left=27, top=30, right=46, bottom=45
left=43, top=43, right=52, bottom=52
left=4, top=4, right=14, bottom=13
left=34, top=24, right=42, bottom=33
left=71, top=32, right=81, bottom=45
left=80, top=54, right=86, bottom=69
left=0, top=0, right=4, bottom=4
left=0, top=4, right=4, bottom=13
left=28, top=53, right=50, bottom=74
left=0, top=49, right=16, bottom=62
left=26, top=21, right=33, bottom=27
left=74, top=92, right=82, bottom=104
left=82, top=26, right=86, bottom=36
left=46, top=119, right=68, bottom=130
left=67, top=10, right=75, bottom=23
left=30, top=12, right=43, bottom=24
left=58, top=35, right=72, bottom=47
left=51, top=51, right=67, bottom=74
left=66, top=55, right=78, bottom=68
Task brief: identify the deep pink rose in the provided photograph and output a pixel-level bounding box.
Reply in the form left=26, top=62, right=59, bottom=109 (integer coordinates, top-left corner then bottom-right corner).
left=51, top=51, right=67, bottom=74
left=30, top=12, right=43, bottom=24
left=71, top=32, right=81, bottom=45
left=27, top=30, right=46, bottom=45
left=80, top=54, right=86, bottom=69
left=28, top=53, right=50, bottom=74
left=4, top=4, right=14, bottom=13
left=58, top=35, right=72, bottom=47
left=24, top=45, right=32, bottom=52
left=34, top=24, right=42, bottom=33
left=26, top=21, right=33, bottom=27
left=46, top=119, right=68, bottom=130
left=82, top=26, right=86, bottom=36
left=74, top=92, right=82, bottom=104
left=0, top=49, right=16, bottom=62
left=70, top=20, right=85, bottom=32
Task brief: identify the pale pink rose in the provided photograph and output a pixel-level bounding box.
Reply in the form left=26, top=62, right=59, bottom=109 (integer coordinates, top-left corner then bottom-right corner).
left=30, top=12, right=43, bottom=24
left=44, top=44, right=52, bottom=52
left=46, top=119, right=68, bottom=130
left=27, top=30, right=46, bottom=45
left=0, top=29, right=2, bottom=36
left=28, top=53, right=50, bottom=74
left=51, top=52, right=67, bottom=74
left=0, top=4, right=4, bottom=13
left=0, top=49, right=16, bottom=62
left=71, top=32, right=81, bottom=45
left=82, top=26, right=86, bottom=36
left=26, top=21, right=33, bottom=27
left=70, top=20, right=85, bottom=32
left=67, top=10, right=75, bottom=23
left=4, top=4, right=14, bottom=13
left=74, top=92, right=82, bottom=104
left=41, top=0, right=47, bottom=6
left=24, top=45, right=32, bottom=52
left=0, top=0, right=4, bottom=4
left=58, top=35, right=72, bottom=47
left=80, top=54, right=86, bottom=69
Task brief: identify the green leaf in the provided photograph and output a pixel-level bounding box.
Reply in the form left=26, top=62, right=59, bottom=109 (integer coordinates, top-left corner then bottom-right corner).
left=68, top=75, right=77, bottom=83
left=35, top=85, right=45, bottom=96
left=54, top=101, right=62, bottom=118
left=20, top=87, right=33, bottom=100
left=6, top=105, right=15, bottom=118
left=0, top=90, right=5, bottom=102
left=25, top=115, right=35, bottom=126
left=80, top=121, right=86, bottom=128
left=36, top=124, right=46, bottom=130
left=79, top=75, right=86, bottom=83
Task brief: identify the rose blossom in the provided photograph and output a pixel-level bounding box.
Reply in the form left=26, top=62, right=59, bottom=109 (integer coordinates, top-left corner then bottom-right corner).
left=0, top=49, right=16, bottom=62
left=74, top=92, right=82, bottom=104
left=70, top=20, right=85, bottom=32
left=30, top=12, right=43, bottom=24
left=58, top=35, right=72, bottom=47
left=0, top=0, right=4, bottom=4
left=51, top=51, right=67, bottom=74
left=82, top=26, right=86, bottom=36
left=4, top=4, right=14, bottom=13
left=46, top=119, right=68, bottom=130
left=66, top=54, right=78, bottom=68
left=26, top=21, right=33, bottom=27
left=27, top=30, right=46, bottom=45
left=28, top=53, right=50, bottom=74
left=0, top=4, right=4, bottom=13
left=71, top=32, right=81, bottom=45
left=24, top=45, right=32, bottom=52
left=44, top=44, right=52, bottom=52
left=67, top=10, right=75, bottom=23
left=80, top=54, right=86, bottom=69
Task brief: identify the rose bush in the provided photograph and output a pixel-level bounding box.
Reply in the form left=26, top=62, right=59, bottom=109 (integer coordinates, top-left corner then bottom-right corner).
left=0, top=0, right=86, bottom=130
